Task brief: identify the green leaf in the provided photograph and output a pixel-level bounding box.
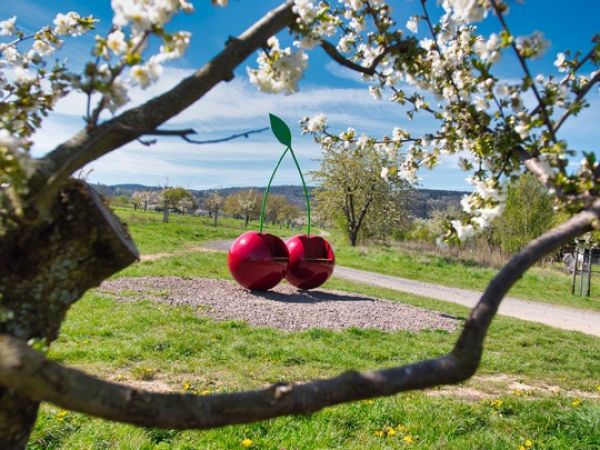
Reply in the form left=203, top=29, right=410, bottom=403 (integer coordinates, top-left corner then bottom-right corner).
left=269, top=113, right=292, bottom=147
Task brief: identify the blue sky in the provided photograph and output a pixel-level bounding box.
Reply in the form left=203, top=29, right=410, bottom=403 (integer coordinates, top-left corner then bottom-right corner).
left=1, top=0, right=599, bottom=190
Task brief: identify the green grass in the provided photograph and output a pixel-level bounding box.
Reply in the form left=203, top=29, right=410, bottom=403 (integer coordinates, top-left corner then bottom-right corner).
left=115, top=208, right=293, bottom=255
left=117, top=207, right=600, bottom=311
left=29, top=250, right=600, bottom=449
left=333, top=242, right=600, bottom=312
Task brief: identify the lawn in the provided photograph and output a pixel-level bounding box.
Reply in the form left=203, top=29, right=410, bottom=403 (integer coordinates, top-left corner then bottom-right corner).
left=29, top=249, right=600, bottom=449
left=114, top=208, right=285, bottom=254
left=116, top=208, right=600, bottom=311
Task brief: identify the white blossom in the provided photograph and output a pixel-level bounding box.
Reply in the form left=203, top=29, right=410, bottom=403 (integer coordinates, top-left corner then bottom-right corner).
left=451, top=220, right=475, bottom=240
left=443, top=0, right=489, bottom=23
left=32, top=39, right=57, bottom=57
left=474, top=33, right=500, bottom=63
left=554, top=52, right=567, bottom=72
left=369, top=85, right=382, bottom=100
left=247, top=37, right=307, bottom=94
left=380, top=166, right=389, bottom=180
left=53, top=12, right=82, bottom=36
left=130, top=57, right=163, bottom=88
left=0, top=129, right=25, bottom=151
left=406, top=16, right=418, bottom=33
left=514, top=122, right=529, bottom=139
left=0, top=16, right=16, bottom=36
left=107, top=29, right=128, bottom=55
left=305, top=113, right=327, bottom=132
left=293, top=0, right=318, bottom=25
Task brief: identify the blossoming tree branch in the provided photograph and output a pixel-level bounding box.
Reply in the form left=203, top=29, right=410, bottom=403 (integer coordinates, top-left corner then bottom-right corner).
left=0, top=0, right=598, bottom=447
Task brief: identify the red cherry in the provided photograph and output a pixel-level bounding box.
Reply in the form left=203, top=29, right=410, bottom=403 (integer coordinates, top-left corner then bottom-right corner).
left=227, top=231, right=289, bottom=291
left=285, top=235, right=335, bottom=290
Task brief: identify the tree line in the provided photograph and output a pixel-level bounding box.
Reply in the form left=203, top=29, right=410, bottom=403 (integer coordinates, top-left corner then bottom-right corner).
left=127, top=187, right=300, bottom=228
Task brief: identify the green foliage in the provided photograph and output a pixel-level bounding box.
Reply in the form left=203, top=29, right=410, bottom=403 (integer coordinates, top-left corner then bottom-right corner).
left=495, top=174, right=554, bottom=254
left=312, top=142, right=410, bottom=246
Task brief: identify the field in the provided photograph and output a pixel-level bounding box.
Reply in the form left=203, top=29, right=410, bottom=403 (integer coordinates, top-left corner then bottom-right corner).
left=29, top=210, right=600, bottom=449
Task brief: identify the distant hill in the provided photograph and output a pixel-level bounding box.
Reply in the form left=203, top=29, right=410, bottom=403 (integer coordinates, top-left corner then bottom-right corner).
left=94, top=183, right=468, bottom=219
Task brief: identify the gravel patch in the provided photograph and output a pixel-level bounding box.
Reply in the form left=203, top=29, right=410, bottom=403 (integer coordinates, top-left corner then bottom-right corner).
left=99, top=276, right=458, bottom=333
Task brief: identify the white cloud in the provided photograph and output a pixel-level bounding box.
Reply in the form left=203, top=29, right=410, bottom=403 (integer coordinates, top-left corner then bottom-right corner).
left=30, top=65, right=600, bottom=191
left=32, top=67, right=445, bottom=188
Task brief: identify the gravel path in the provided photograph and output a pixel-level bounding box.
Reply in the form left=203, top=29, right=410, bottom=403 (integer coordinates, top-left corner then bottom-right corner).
left=100, top=276, right=458, bottom=333
left=199, top=240, right=600, bottom=338
left=334, top=267, right=600, bottom=338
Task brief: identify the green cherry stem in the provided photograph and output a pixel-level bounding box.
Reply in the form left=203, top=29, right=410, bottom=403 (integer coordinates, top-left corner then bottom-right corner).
left=259, top=146, right=289, bottom=233
left=287, top=146, right=311, bottom=236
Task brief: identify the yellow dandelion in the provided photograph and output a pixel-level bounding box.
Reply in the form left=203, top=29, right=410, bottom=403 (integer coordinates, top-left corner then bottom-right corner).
left=519, top=446, right=527, bottom=450
left=385, top=426, right=397, bottom=437
left=396, top=424, right=408, bottom=433
left=512, top=389, right=524, bottom=397
left=403, top=434, right=415, bottom=444
left=596, top=384, right=600, bottom=392
left=182, top=382, right=192, bottom=391
left=201, top=389, right=212, bottom=395
left=374, top=430, right=384, bottom=437
left=524, top=439, right=533, bottom=448
left=241, top=438, right=253, bottom=448
left=55, top=411, right=68, bottom=420
left=571, top=399, right=581, bottom=407
left=490, top=399, right=503, bottom=409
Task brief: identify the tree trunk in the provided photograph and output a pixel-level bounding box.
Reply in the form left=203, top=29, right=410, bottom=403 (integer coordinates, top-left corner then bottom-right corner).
left=213, top=209, right=218, bottom=227
left=0, top=180, right=138, bottom=448
left=163, top=199, right=169, bottom=223
left=244, top=214, right=249, bottom=227
left=349, top=229, right=358, bottom=247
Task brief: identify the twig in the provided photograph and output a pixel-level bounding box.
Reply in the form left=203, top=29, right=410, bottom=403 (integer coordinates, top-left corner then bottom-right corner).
left=320, top=40, right=389, bottom=76
left=135, top=127, right=269, bottom=147
left=553, top=71, right=600, bottom=133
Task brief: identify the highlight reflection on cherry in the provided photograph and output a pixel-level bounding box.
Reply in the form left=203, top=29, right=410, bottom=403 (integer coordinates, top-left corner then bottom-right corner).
left=227, top=231, right=289, bottom=291
left=285, top=234, right=335, bottom=290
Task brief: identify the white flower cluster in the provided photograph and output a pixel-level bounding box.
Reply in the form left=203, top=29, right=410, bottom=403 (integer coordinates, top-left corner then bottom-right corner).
left=111, top=0, right=194, bottom=31
left=441, top=0, right=490, bottom=23
left=247, top=37, right=307, bottom=94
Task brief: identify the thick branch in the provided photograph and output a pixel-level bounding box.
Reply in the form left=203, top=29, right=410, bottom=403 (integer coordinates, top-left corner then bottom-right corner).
left=0, top=201, right=598, bottom=429
left=29, top=1, right=295, bottom=215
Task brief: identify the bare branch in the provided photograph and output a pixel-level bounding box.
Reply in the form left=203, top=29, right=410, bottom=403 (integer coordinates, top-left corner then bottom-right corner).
left=1, top=201, right=598, bottom=429
left=132, top=127, right=270, bottom=147
left=320, top=40, right=388, bottom=76
left=28, top=1, right=296, bottom=216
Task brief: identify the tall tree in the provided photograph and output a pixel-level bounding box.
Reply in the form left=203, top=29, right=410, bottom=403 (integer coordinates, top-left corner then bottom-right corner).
left=0, top=1, right=598, bottom=447
left=311, top=129, right=410, bottom=246
left=204, top=191, right=223, bottom=226
left=495, top=173, right=555, bottom=254
left=223, top=189, right=261, bottom=227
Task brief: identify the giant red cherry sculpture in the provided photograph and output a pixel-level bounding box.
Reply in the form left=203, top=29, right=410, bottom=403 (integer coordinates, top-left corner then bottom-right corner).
left=228, top=113, right=335, bottom=291
left=228, top=231, right=289, bottom=291
left=286, top=234, right=335, bottom=289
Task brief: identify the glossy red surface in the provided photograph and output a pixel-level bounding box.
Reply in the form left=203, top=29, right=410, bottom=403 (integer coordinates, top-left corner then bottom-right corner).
left=227, top=231, right=289, bottom=291
left=285, top=235, right=335, bottom=290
